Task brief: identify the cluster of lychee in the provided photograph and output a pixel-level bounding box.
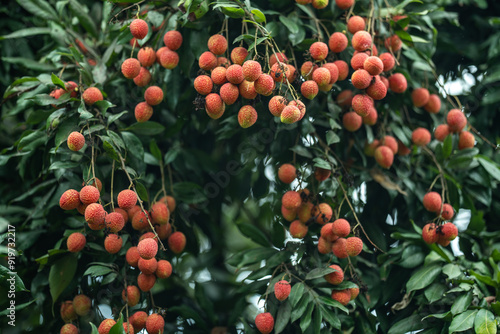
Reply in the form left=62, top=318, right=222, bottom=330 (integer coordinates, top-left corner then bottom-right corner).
left=48, top=80, right=104, bottom=113
left=59, top=294, right=91, bottom=333
left=49, top=80, right=78, bottom=104
left=434, top=109, right=475, bottom=149
left=95, top=312, right=164, bottom=334
left=295, top=0, right=355, bottom=10
left=363, top=134, right=410, bottom=169
left=324, top=264, right=360, bottom=306
left=421, top=191, right=458, bottom=246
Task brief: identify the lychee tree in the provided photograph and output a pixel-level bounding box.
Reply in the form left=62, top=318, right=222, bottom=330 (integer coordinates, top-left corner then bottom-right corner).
left=1, top=0, right=500, bottom=333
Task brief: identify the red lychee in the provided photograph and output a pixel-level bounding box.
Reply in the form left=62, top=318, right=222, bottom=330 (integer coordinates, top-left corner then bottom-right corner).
left=85, top=203, right=106, bottom=227
left=346, top=237, right=363, bottom=256
left=364, top=56, right=384, bottom=75
left=282, top=205, right=297, bottom=222
left=389, top=73, right=407, bottom=93
left=318, top=236, right=333, bottom=254
left=230, top=47, right=248, bottom=65
left=269, top=52, right=288, bottom=67
left=441, top=203, right=454, bottom=220
left=268, top=95, right=287, bottom=116
left=280, top=105, right=301, bottom=124
left=311, top=203, right=333, bottom=225
left=137, top=273, right=156, bottom=291
left=352, top=94, right=373, bottom=117
left=352, top=31, right=372, bottom=51
left=105, top=212, right=125, bottom=232
left=374, top=145, right=394, bottom=169
left=133, top=67, right=152, bottom=87
left=104, top=234, right=122, bottom=254
left=138, top=237, right=158, bottom=260
left=379, top=53, right=395, bottom=72
left=282, top=191, right=302, bottom=210
left=331, top=218, right=350, bottom=237
left=289, top=220, right=308, bottom=238
left=211, top=66, right=227, bottom=85
left=255, top=313, right=274, bottom=334
left=334, top=60, right=349, bottom=80
left=122, top=285, right=140, bottom=306
left=422, top=223, right=438, bottom=244
left=348, top=16, right=366, bottom=34
left=159, top=49, right=179, bottom=69
left=321, top=223, right=338, bottom=242
left=138, top=257, right=158, bottom=275
left=412, top=127, right=431, bottom=146
left=208, top=34, right=227, bottom=55
left=309, top=41, right=329, bottom=61
left=301, top=61, right=317, bottom=80
left=60, top=189, right=80, bottom=210
left=342, top=112, right=363, bottom=132
left=384, top=35, right=402, bottom=52
left=137, top=47, right=156, bottom=67
left=366, top=76, right=387, bottom=100
left=163, top=30, right=183, bottom=50
left=337, top=89, right=353, bottom=108
left=67, top=132, right=85, bottom=151
left=144, top=86, right=164, bottom=106
left=424, top=94, right=441, bottom=113
left=423, top=192, right=442, bottom=213
left=278, top=164, right=296, bottom=184
left=297, top=202, right=313, bottom=223
left=135, top=101, right=153, bottom=123
left=121, top=58, right=141, bottom=79
left=332, top=238, right=349, bottom=258
left=79, top=185, right=100, bottom=205
left=130, top=311, right=148, bottom=332
left=325, top=264, right=344, bottom=285
left=199, top=51, right=218, bottom=71
left=434, top=124, right=450, bottom=142
left=447, top=109, right=467, bottom=133
left=132, top=210, right=151, bottom=231
left=440, top=222, right=458, bottom=241
left=117, top=189, right=137, bottom=210
left=331, top=289, right=351, bottom=306
left=60, top=301, right=77, bottom=322
left=254, top=74, right=275, bottom=96
left=126, top=246, right=140, bottom=267
left=412, top=88, right=430, bottom=107
left=60, top=324, right=78, bottom=334
left=351, top=69, right=372, bottom=89
left=458, top=131, right=475, bottom=150
left=274, top=280, right=291, bottom=301
left=226, top=64, right=245, bottom=84
left=239, top=80, right=258, bottom=99
left=220, top=83, right=239, bottom=105
left=195, top=75, right=214, bottom=95
left=168, top=231, right=186, bottom=254
left=301, top=80, right=319, bottom=100
left=156, top=260, right=173, bottom=279
left=351, top=52, right=368, bottom=70
left=73, top=294, right=91, bottom=316
left=242, top=60, right=262, bottom=82
left=146, top=313, right=165, bottom=334
left=205, top=93, right=225, bottom=119
left=335, top=0, right=354, bottom=9
left=329, top=32, right=348, bottom=53
left=67, top=232, right=86, bottom=253
left=130, top=19, right=148, bottom=39
left=151, top=201, right=170, bottom=225
left=98, top=319, right=116, bottom=334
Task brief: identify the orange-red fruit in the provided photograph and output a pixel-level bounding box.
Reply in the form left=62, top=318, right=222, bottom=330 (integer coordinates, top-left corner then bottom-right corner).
left=289, top=220, right=308, bottom=238
left=423, top=192, right=442, bottom=212
left=242, top=60, right=262, bottom=82
left=199, top=51, right=218, bottom=71
left=211, top=67, right=227, bottom=85
left=67, top=232, right=86, bottom=252
left=104, top=234, right=122, bottom=254
left=352, top=94, right=373, bottom=117
left=325, top=264, right=344, bottom=285
left=208, top=34, right=227, bottom=55
left=352, top=31, right=372, bottom=51
left=230, top=47, right=248, bottom=65
left=422, top=223, right=439, bottom=244
left=282, top=191, right=302, bottom=210
left=312, top=67, right=331, bottom=86
left=217, top=56, right=230, bottom=67
left=323, top=63, right=339, bottom=84
left=424, top=94, right=442, bottom=113
left=85, top=203, right=106, bottom=226
left=127, top=205, right=142, bottom=221
left=73, top=294, right=91, bottom=316
left=381, top=136, right=398, bottom=154
left=363, top=108, right=379, bottom=126
left=151, top=202, right=170, bottom=225
left=321, top=223, right=338, bottom=242
left=329, top=32, right=348, bottom=53
left=343, top=112, right=363, bottom=132
left=121, top=58, right=141, bottom=79
left=144, top=86, right=164, bottom=106
left=137, top=47, right=156, bottom=67
left=348, top=16, right=366, bottom=34
left=117, top=189, right=137, bottom=210
left=60, top=189, right=80, bottom=210
left=98, top=319, right=116, bottom=334
left=384, top=35, right=402, bottom=52
left=311, top=203, right=333, bottom=225
left=137, top=273, right=156, bottom=291
left=168, top=231, right=186, bottom=254
left=301, top=61, right=317, bottom=80
left=333, top=60, right=348, bottom=81
left=346, top=237, right=363, bottom=256
left=122, top=285, right=140, bottom=306
left=332, top=238, right=349, bottom=258
left=159, top=49, right=179, bottom=69
left=156, top=260, right=173, bottom=279
left=309, top=42, right=329, bottom=61
left=351, top=69, right=372, bottom=89
left=351, top=52, right=368, bottom=70
left=138, top=238, right=158, bottom=260
left=458, top=131, right=475, bottom=150
left=238, top=105, right=258, bottom=128
left=379, top=53, right=395, bottom=72
left=364, top=140, right=380, bottom=156
left=131, top=210, right=150, bottom=231
left=130, top=19, right=148, bottom=39
left=280, top=105, right=301, bottom=124
left=312, top=0, right=329, bottom=9
left=398, top=140, right=412, bottom=156
left=80, top=185, right=100, bottom=205
left=220, top=83, right=239, bottom=105
left=67, top=132, right=85, bottom=151
left=447, top=109, right=467, bottom=133
left=60, top=300, right=77, bottom=322
left=255, top=313, right=274, bottom=334
left=135, top=101, right=153, bottom=122
left=412, top=127, right=431, bottom=146
left=441, top=203, right=454, bottom=220
left=364, top=56, right=384, bottom=76
left=331, top=218, right=350, bottom=237
left=274, top=280, right=291, bottom=301
left=440, top=222, right=458, bottom=241
left=205, top=93, right=225, bottom=119
left=335, top=0, right=354, bottom=9
left=134, top=67, right=152, bottom=87
left=268, top=95, right=287, bottom=116
left=82, top=87, right=103, bottom=105
left=337, top=89, right=353, bottom=108
left=301, top=80, right=319, bottom=100
left=138, top=257, right=158, bottom=275
left=389, top=73, right=407, bottom=93
left=269, top=52, right=288, bottom=67
left=226, top=64, right=244, bottom=84
left=278, top=164, right=297, bottom=184
left=366, top=76, right=387, bottom=100
left=331, top=289, right=351, bottom=306
left=126, top=246, right=140, bottom=267
left=282, top=205, right=297, bottom=222
left=297, top=202, right=313, bottom=223
left=412, top=88, right=430, bottom=107
left=146, top=313, right=165, bottom=334
left=318, top=236, right=333, bottom=254
left=163, top=30, right=183, bottom=50
left=374, top=145, right=394, bottom=169
left=60, top=323, right=78, bottom=334
left=254, top=74, right=275, bottom=96
left=123, top=322, right=134, bottom=334
left=130, top=311, right=148, bottom=332
left=238, top=80, right=257, bottom=100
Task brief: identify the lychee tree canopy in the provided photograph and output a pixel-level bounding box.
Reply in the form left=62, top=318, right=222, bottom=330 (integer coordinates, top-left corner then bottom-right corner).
left=1, top=0, right=500, bottom=333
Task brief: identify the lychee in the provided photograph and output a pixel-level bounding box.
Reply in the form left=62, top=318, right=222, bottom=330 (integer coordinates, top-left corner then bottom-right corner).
left=137, top=47, right=156, bottom=67
left=350, top=285, right=360, bottom=300
left=135, top=101, right=153, bottom=122
left=366, top=76, right=387, bottom=100
left=138, top=257, right=158, bottom=275
left=314, top=167, right=331, bottom=182
left=122, top=285, right=140, bottom=306
left=60, top=301, right=77, bottom=322
left=168, top=231, right=186, bottom=254
left=346, top=237, right=363, bottom=256
left=138, top=237, right=158, bottom=260
left=331, top=218, right=350, bottom=237
left=441, top=203, right=454, bottom=220
left=350, top=52, right=369, bottom=70
left=332, top=238, right=349, bottom=258
left=282, top=205, right=297, bottom=222
left=163, top=30, right=183, bottom=50
left=352, top=31, right=372, bottom=51
left=156, top=259, right=173, bottom=279
left=334, top=60, right=349, bottom=80
left=337, top=89, right=353, bottom=108
left=331, top=289, right=351, bottom=306
left=297, top=202, right=313, bottom=223
left=130, top=19, right=148, bottom=39
left=159, top=49, right=179, bottom=69
left=208, top=34, right=227, bottom=55
left=60, top=189, right=80, bottom=210
left=132, top=210, right=151, bottom=230
left=268, top=95, right=287, bottom=116
left=458, top=131, right=475, bottom=150
left=98, top=319, right=116, bottom=334
left=130, top=311, right=148, bottom=332
left=312, top=0, right=329, bottom=9
left=205, top=93, right=225, bottom=119
left=311, top=203, right=333, bottom=225
left=301, top=61, right=317, bottom=80
left=220, top=83, right=239, bottom=105
left=67, top=132, right=85, bottom=151
left=318, top=236, right=333, bottom=254
left=289, top=220, right=308, bottom=238
left=67, top=232, right=86, bottom=253
left=270, top=62, right=291, bottom=83
left=324, top=264, right=344, bottom=285
left=423, top=192, right=442, bottom=212
left=384, top=35, right=402, bottom=52
left=269, top=52, right=288, bottom=67
left=274, top=280, right=291, bottom=301
left=329, top=32, right=348, bottom=53
left=133, top=67, right=152, bottom=87
left=151, top=202, right=169, bottom=225
left=412, top=127, right=431, bottom=146
left=352, top=94, right=373, bottom=117
left=239, top=80, right=258, bottom=100
left=379, top=53, right=395, bottom=72
left=104, top=234, right=122, bottom=254
left=389, top=73, right=407, bottom=93
left=79, top=185, right=100, bottom=205
left=364, top=140, right=380, bottom=156
left=242, top=60, right=262, bottom=82
left=321, top=223, right=338, bottom=242
left=439, top=222, right=458, bottom=241
left=144, top=86, right=164, bottom=106
left=374, top=145, right=394, bottom=169
left=282, top=191, right=302, bottom=210
left=146, top=313, right=165, bottom=334
left=121, top=58, right=141, bottom=79
left=447, top=109, right=467, bottom=133
left=348, top=16, right=366, bottom=34
left=254, top=74, right=275, bottom=96
left=322, top=63, right=339, bottom=84
left=137, top=273, right=156, bottom=291
left=309, top=41, right=329, bottom=61
left=351, top=69, right=372, bottom=89
left=85, top=203, right=106, bottom=227
left=301, top=80, right=319, bottom=100
left=199, top=51, right=218, bottom=71
left=422, top=223, right=438, bottom=244
left=105, top=212, right=125, bottom=232
left=363, top=107, right=378, bottom=125
left=280, top=105, right=301, bottom=124
left=277, top=164, right=296, bottom=184
left=117, top=189, right=137, bottom=209
left=230, top=47, right=248, bottom=65
left=211, top=67, right=227, bottom=85
left=255, top=313, right=274, bottom=334
left=335, top=0, right=354, bottom=9
left=412, top=88, right=430, bottom=107
left=364, top=56, right=384, bottom=75
left=424, top=94, right=441, bottom=113
left=312, top=67, right=331, bottom=86
left=60, top=324, right=78, bottom=334
left=342, top=112, right=363, bottom=132
left=126, top=246, right=141, bottom=267
left=226, top=64, right=245, bottom=84
left=73, top=294, right=91, bottom=316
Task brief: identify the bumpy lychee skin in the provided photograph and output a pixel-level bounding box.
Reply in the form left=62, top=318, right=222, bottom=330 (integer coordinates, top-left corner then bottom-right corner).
left=282, top=205, right=297, bottom=222
left=389, top=73, right=407, bottom=93
left=423, top=192, right=442, bottom=213
left=381, top=135, right=398, bottom=153
left=318, top=236, right=333, bottom=254
left=219, top=83, right=239, bottom=105
left=348, top=15, right=366, bottom=34
left=424, top=94, right=441, bottom=113
left=135, top=101, right=153, bottom=122
left=331, top=289, right=351, bottom=306
left=297, top=202, right=313, bottom=223
left=322, top=63, right=339, bottom=84
left=311, top=0, right=328, bottom=9
left=274, top=280, right=291, bottom=301
left=379, top=53, right=395, bottom=72
left=440, top=222, right=458, bottom=241
left=364, top=56, right=384, bottom=75
left=226, top=64, right=245, bottom=84
left=146, top=313, right=165, bottom=334
left=156, top=259, right=173, bottom=279
left=412, top=127, right=431, bottom=146
left=422, top=223, right=438, bottom=244
left=255, top=312, right=274, bottom=334
left=441, top=203, right=454, bottom=220
left=278, top=164, right=297, bottom=184
left=134, top=67, right=152, bottom=87
left=131, top=210, right=150, bottom=231
left=331, top=218, right=350, bottom=237
left=242, top=60, right=262, bottom=82
left=238, top=105, right=258, bottom=128
left=117, top=189, right=137, bottom=210
left=130, top=311, right=148, bottom=332
left=289, top=220, right=308, bottom=238
left=268, top=95, right=287, bottom=117
left=447, top=109, right=467, bottom=133
left=254, top=74, right=275, bottom=96
left=121, top=58, right=141, bottom=79
left=104, top=212, right=125, bottom=232
left=67, top=232, right=86, bottom=252
left=208, top=34, right=227, bottom=55
left=343, top=112, right=363, bottom=132
left=238, top=80, right=257, bottom=99
left=98, top=319, right=116, bottom=334
left=163, top=30, right=183, bottom=50
left=320, top=223, right=338, bottom=242
left=301, top=80, right=319, bottom=100
left=351, top=52, right=369, bottom=70
left=85, top=203, right=106, bottom=227
left=127, top=205, right=141, bottom=221
left=123, top=322, right=134, bottom=334
left=144, top=86, right=164, bottom=106
left=282, top=191, right=302, bottom=210
left=205, top=93, right=225, bottom=119
left=126, top=246, right=140, bottom=267
left=301, top=61, right=317, bottom=80
left=309, top=41, right=329, bottom=61
left=351, top=69, right=372, bottom=89
left=122, top=285, right=140, bottom=306
left=138, top=257, right=158, bottom=275
left=79, top=185, right=100, bottom=205
left=346, top=237, right=363, bottom=256
left=159, top=49, right=179, bottom=69
left=280, top=105, right=301, bottom=124
left=230, top=47, right=249, bottom=65
left=104, top=234, right=122, bottom=254
left=137, top=47, right=156, bottom=67
left=130, top=19, right=148, bottom=39
left=458, top=131, right=475, bottom=150
left=412, top=88, right=430, bottom=107
left=137, top=238, right=158, bottom=260
left=150, top=202, right=169, bottom=226
left=352, top=31, right=372, bottom=51
left=434, top=124, right=450, bottom=142
left=269, top=52, right=288, bottom=67
left=335, top=0, right=354, bottom=9
left=325, top=264, right=344, bottom=285
left=60, top=300, right=77, bottom=322
left=60, top=189, right=80, bottom=210
left=366, top=76, right=387, bottom=100
left=311, top=203, right=333, bottom=225
left=332, top=238, right=349, bottom=258
left=137, top=273, right=156, bottom=291
left=67, top=131, right=85, bottom=151
left=352, top=94, right=373, bottom=117
left=329, top=32, right=348, bottom=54
left=312, top=67, right=331, bottom=87
left=211, top=67, right=227, bottom=85
left=60, top=323, right=78, bottom=334
left=199, top=51, right=218, bottom=71
left=384, top=35, right=402, bottom=52
left=168, top=231, right=186, bottom=254
left=73, top=294, right=91, bottom=316
left=194, top=75, right=213, bottom=96
left=374, top=145, right=394, bottom=169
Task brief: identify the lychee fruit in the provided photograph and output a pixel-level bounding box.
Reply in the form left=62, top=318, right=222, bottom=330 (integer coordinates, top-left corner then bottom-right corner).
left=269, top=52, right=288, bottom=67
left=334, top=60, right=349, bottom=81
left=211, top=66, right=227, bottom=85
left=79, top=185, right=100, bottom=205
left=342, top=112, right=363, bottom=132
left=350, top=285, right=360, bottom=300
left=364, top=140, right=380, bottom=156
left=364, top=56, right=384, bottom=75
left=73, top=294, right=91, bottom=316
left=254, top=74, right=275, bottom=96
left=67, top=232, right=86, bottom=253
left=60, top=324, right=78, bottom=334
left=67, top=132, right=85, bottom=151
left=274, top=280, right=291, bottom=301
left=309, top=41, right=329, bottom=61
left=105, top=212, right=125, bottom=232
left=314, top=167, right=331, bottom=182
left=335, top=0, right=354, bottom=9
left=137, top=273, right=156, bottom=291
left=280, top=105, right=301, bottom=124
left=440, top=222, right=458, bottom=241
left=270, top=62, right=291, bottom=83
left=255, top=313, right=274, bottom=334
left=412, top=127, right=431, bottom=146
left=348, top=16, right=366, bottom=34
left=238, top=105, right=258, bottom=128
left=312, top=0, right=329, bottom=9
left=138, top=257, right=158, bottom=275
left=60, top=189, right=80, bottom=210
left=277, top=164, right=296, bottom=184
left=289, top=220, right=308, bottom=238
left=159, top=49, right=179, bottom=69
left=329, top=32, right=348, bottom=53
left=130, top=19, right=148, bottom=39
left=133, top=67, right=152, bottom=87
left=321, top=223, right=338, bottom=242
left=208, top=34, right=227, bottom=55
left=389, top=73, right=407, bottom=93
left=146, top=313, right=165, bottom=334
left=379, top=53, right=395, bottom=72
left=130, top=311, right=148, bottom=332
left=156, top=260, right=173, bottom=279
left=104, top=234, right=122, bottom=254
left=384, top=35, right=402, bottom=52
left=331, top=218, right=350, bottom=237
left=135, top=101, right=153, bottom=122
left=122, top=285, right=140, bottom=306
left=226, top=64, right=245, bottom=84
left=282, top=191, right=302, bottom=210
left=337, top=89, right=353, bottom=108
left=117, top=189, right=137, bottom=209
left=301, top=80, right=319, bottom=100
left=199, top=51, right=218, bottom=71
left=301, top=61, right=318, bottom=80
left=163, top=30, right=183, bottom=50
left=458, top=131, right=475, bottom=150
left=219, top=83, right=239, bottom=105
left=60, top=300, right=77, bottom=322
left=85, top=203, right=106, bottom=227
left=151, top=202, right=169, bottom=225
left=144, top=86, right=164, bottom=106
left=242, top=60, right=262, bottom=82
left=352, top=31, right=372, bottom=51
left=137, top=47, right=156, bottom=67
left=434, top=124, right=450, bottom=142
left=230, top=47, right=248, bottom=65
left=441, top=203, right=454, bottom=220
left=423, top=192, right=442, bottom=212
left=412, top=88, right=430, bottom=107
left=374, top=145, right=394, bottom=169
left=422, top=223, right=438, bottom=244
left=346, top=237, right=363, bottom=256
left=351, top=69, right=372, bottom=89
left=123, top=322, right=134, bottom=334
left=398, top=140, right=412, bottom=156
left=205, top=93, right=225, bottom=119
left=127, top=205, right=142, bottom=220
left=324, top=264, right=344, bottom=285
left=282, top=205, right=297, bottom=222
left=268, top=95, right=287, bottom=116
left=312, top=67, right=331, bottom=86
left=352, top=94, right=373, bottom=117
left=98, top=319, right=116, bottom=334
left=318, top=236, right=333, bottom=254
left=331, top=289, right=351, bottom=306
left=132, top=210, right=151, bottom=230
left=239, top=80, right=258, bottom=99
left=126, top=246, right=141, bottom=267
left=424, top=94, right=441, bottom=114
left=168, top=231, right=186, bottom=254
left=297, top=202, right=313, bottom=223
left=121, top=58, right=141, bottom=79
left=447, top=109, right=467, bottom=133
left=351, top=52, right=369, bottom=70
left=366, top=76, right=387, bottom=100
left=311, top=203, right=333, bottom=225
left=332, top=238, right=349, bottom=258
left=138, top=237, right=158, bottom=260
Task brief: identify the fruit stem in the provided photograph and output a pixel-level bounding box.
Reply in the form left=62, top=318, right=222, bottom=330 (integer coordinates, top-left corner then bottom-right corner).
left=110, top=160, right=115, bottom=210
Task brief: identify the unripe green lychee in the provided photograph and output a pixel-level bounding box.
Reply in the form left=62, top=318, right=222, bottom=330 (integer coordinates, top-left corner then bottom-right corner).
left=458, top=131, right=475, bottom=150
left=163, top=30, right=183, bottom=50
left=156, top=260, right=173, bottom=279
left=130, top=19, right=148, bottom=39
left=424, top=94, right=441, bottom=113
left=374, top=145, right=394, bottom=169
left=239, top=80, right=258, bottom=99
left=278, top=164, right=296, bottom=184
left=282, top=191, right=302, bottom=210
left=168, top=231, right=186, bottom=254
left=238, top=105, right=258, bottom=128
left=159, top=49, right=179, bottom=69
left=331, top=289, right=351, bottom=306
left=138, top=238, right=158, bottom=260
left=133, top=67, right=152, bottom=87
left=144, top=86, right=164, bottom=106
left=220, top=83, right=239, bottom=105
left=60, top=189, right=81, bottom=210
left=289, top=220, right=308, bottom=238
left=348, top=15, right=366, bottom=34
left=423, top=192, right=442, bottom=212
left=199, top=51, right=218, bottom=71
left=332, top=238, right=348, bottom=258
left=346, top=237, right=363, bottom=256
left=146, top=313, right=165, bottom=334
left=104, top=234, right=122, bottom=254
left=67, top=232, right=86, bottom=253
left=325, top=264, right=344, bottom=285
left=60, top=300, right=77, bottom=322
left=329, top=32, right=348, bottom=53
left=211, top=67, right=227, bottom=85
left=205, top=93, right=225, bottom=119
left=412, top=127, right=431, bottom=146
left=134, top=101, right=153, bottom=123
left=379, top=53, right=395, bottom=72
left=274, top=280, right=291, bottom=301
left=412, top=88, right=430, bottom=107
left=73, top=294, right=91, bottom=316
left=67, top=131, right=85, bottom=151
left=230, top=47, right=248, bottom=65
left=121, top=58, right=141, bottom=79
left=446, top=109, right=467, bottom=133
left=98, top=319, right=116, bottom=334
left=137, top=47, right=156, bottom=67
left=242, top=60, right=262, bottom=82
left=254, top=74, right=275, bottom=96
left=342, top=111, right=363, bottom=132
left=117, top=189, right=137, bottom=210
left=255, top=313, right=274, bottom=334
left=138, top=257, right=158, bottom=275
left=122, top=285, right=140, bottom=306
left=137, top=273, right=156, bottom=291
left=389, top=73, right=407, bottom=93
left=126, top=246, right=141, bottom=267
left=79, top=185, right=100, bottom=205
left=85, top=203, right=106, bottom=227
left=208, top=34, right=227, bottom=55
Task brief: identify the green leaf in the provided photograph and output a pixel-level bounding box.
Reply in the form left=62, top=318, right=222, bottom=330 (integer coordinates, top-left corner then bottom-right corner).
left=90, top=322, right=99, bottom=334
left=320, top=305, right=341, bottom=329
left=425, top=283, right=446, bottom=303
left=474, top=309, right=497, bottom=334
left=0, top=265, right=28, bottom=292
left=451, top=292, right=472, bottom=315
left=127, top=121, right=165, bottom=136
left=251, top=9, right=266, bottom=22
left=387, top=314, right=424, bottom=334
left=135, top=182, right=149, bottom=202
left=326, top=131, right=340, bottom=145
left=443, top=134, right=453, bottom=159
left=0, top=300, right=36, bottom=316
left=94, top=100, right=116, bottom=115
left=236, top=223, right=269, bottom=246
left=102, top=140, right=120, bottom=162
left=275, top=300, right=291, bottom=333
left=406, top=263, right=442, bottom=292
left=78, top=101, right=93, bottom=119
left=49, top=254, right=77, bottom=303
left=290, top=145, right=312, bottom=158
left=17, top=0, right=58, bottom=21
left=68, top=0, right=98, bottom=38
left=291, top=292, right=311, bottom=322
left=83, top=265, right=114, bottom=277
left=305, top=267, right=337, bottom=280
left=318, top=296, right=349, bottom=314
left=18, top=130, right=47, bottom=152
left=443, top=263, right=462, bottom=279
left=121, top=131, right=144, bottom=160
left=0, top=27, right=52, bottom=40
left=300, top=302, right=314, bottom=332
left=149, top=140, right=162, bottom=162
left=51, top=73, right=66, bottom=89
left=478, top=157, right=500, bottom=182
left=289, top=282, right=305, bottom=307
left=220, top=7, right=245, bottom=18
left=449, top=310, right=478, bottom=333
left=168, top=305, right=208, bottom=329
left=107, top=110, right=128, bottom=125
left=470, top=270, right=498, bottom=288
left=312, top=308, right=322, bottom=333
left=279, top=15, right=299, bottom=34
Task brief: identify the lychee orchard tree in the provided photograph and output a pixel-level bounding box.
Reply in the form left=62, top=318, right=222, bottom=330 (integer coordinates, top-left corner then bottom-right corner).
left=1, top=0, right=500, bottom=333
